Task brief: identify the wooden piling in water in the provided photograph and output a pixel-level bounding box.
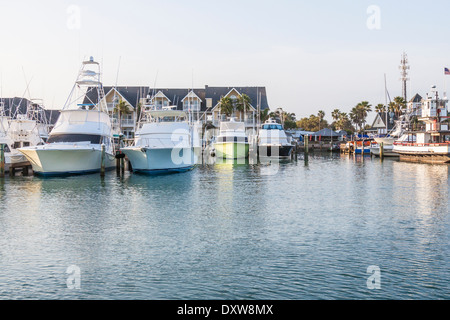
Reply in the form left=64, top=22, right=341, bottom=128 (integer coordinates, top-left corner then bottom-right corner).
left=100, top=144, right=106, bottom=177
left=304, top=135, right=309, bottom=155
left=380, top=142, right=384, bottom=160
left=0, top=144, right=4, bottom=177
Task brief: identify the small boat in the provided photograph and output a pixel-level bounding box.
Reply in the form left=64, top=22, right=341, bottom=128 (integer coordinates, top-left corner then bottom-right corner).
left=19, top=57, right=116, bottom=176
left=258, top=118, right=294, bottom=158
left=345, top=140, right=372, bottom=154
left=370, top=142, right=398, bottom=157
left=213, top=117, right=249, bottom=159
left=120, top=106, right=199, bottom=174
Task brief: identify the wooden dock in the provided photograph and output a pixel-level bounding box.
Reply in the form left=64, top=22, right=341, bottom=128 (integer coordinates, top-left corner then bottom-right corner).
left=6, top=161, right=32, bottom=177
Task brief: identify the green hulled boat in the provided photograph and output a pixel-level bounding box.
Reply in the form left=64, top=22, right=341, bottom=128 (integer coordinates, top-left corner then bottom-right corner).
left=213, top=118, right=249, bottom=159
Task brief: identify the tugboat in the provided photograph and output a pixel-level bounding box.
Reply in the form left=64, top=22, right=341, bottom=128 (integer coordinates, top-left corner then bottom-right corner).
left=393, top=87, right=450, bottom=164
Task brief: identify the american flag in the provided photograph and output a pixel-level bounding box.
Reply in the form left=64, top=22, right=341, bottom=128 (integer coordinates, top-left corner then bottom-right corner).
left=445, top=67, right=450, bottom=75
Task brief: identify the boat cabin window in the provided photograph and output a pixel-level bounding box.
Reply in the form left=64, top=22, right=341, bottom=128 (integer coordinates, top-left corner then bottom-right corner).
left=13, top=142, right=21, bottom=149
left=217, top=136, right=248, bottom=143
left=1, top=143, right=11, bottom=153
left=48, top=134, right=103, bottom=144
left=262, top=124, right=283, bottom=130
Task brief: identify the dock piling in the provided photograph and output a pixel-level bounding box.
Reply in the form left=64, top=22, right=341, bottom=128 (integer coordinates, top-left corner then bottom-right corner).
left=0, top=144, right=4, bottom=177
left=100, top=144, right=106, bottom=177
left=380, top=142, right=384, bottom=161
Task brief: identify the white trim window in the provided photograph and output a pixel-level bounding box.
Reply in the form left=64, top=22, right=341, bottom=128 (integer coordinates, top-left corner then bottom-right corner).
left=183, top=99, right=200, bottom=111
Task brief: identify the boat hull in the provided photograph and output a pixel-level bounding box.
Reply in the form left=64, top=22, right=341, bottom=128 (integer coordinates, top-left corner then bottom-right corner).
left=19, top=147, right=116, bottom=176
left=370, top=145, right=399, bottom=157
left=258, top=144, right=294, bottom=158
left=214, top=142, right=249, bottom=159
left=121, top=147, right=197, bottom=174
left=393, top=143, right=450, bottom=164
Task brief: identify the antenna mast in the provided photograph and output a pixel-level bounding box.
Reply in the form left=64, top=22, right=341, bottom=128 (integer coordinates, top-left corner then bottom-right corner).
left=399, top=52, right=410, bottom=101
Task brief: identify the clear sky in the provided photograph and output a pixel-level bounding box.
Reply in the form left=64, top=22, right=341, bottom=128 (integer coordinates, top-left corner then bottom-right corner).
left=1, top=0, right=450, bottom=122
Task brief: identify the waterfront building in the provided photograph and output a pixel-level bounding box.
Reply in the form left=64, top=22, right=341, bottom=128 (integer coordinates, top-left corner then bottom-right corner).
left=84, top=85, right=270, bottom=139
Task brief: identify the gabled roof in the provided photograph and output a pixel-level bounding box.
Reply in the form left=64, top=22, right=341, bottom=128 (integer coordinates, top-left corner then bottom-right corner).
left=371, top=112, right=398, bottom=130
left=83, top=86, right=270, bottom=112
left=409, top=93, right=422, bottom=103
left=311, top=128, right=343, bottom=137
left=104, top=88, right=135, bottom=110
left=206, top=86, right=269, bottom=111
left=181, top=90, right=203, bottom=102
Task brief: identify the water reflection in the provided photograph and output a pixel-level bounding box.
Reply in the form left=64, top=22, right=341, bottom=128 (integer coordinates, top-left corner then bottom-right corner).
left=0, top=155, right=449, bottom=299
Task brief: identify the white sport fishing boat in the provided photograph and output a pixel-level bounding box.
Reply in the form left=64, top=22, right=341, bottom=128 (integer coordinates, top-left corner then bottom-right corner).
left=120, top=105, right=199, bottom=174
left=19, top=57, right=116, bottom=176
left=1, top=101, right=45, bottom=172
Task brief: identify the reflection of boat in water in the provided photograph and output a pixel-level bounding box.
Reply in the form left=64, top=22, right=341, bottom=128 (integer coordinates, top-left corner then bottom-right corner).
left=121, top=106, right=199, bottom=174
left=213, top=118, right=249, bottom=160
left=19, top=57, right=116, bottom=176
left=258, top=118, right=294, bottom=158
left=213, top=156, right=250, bottom=166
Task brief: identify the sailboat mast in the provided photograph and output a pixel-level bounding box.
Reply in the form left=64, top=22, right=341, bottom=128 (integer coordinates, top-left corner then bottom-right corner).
left=384, top=73, right=388, bottom=135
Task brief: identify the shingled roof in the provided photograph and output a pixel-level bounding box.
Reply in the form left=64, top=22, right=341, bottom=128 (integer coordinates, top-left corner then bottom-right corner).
left=84, top=85, right=270, bottom=112
left=1, top=97, right=59, bottom=124
left=205, top=86, right=269, bottom=110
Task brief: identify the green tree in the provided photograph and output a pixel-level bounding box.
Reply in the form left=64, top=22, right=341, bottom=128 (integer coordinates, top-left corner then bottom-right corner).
left=259, top=108, right=270, bottom=122
left=349, top=101, right=372, bottom=133
left=235, top=94, right=252, bottom=122
left=318, top=110, right=325, bottom=132
left=219, top=96, right=234, bottom=117
left=114, top=100, right=132, bottom=132
left=375, top=103, right=386, bottom=114
left=392, top=96, right=407, bottom=117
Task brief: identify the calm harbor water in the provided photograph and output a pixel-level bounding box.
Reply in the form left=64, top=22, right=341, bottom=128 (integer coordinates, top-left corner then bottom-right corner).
left=0, top=154, right=449, bottom=300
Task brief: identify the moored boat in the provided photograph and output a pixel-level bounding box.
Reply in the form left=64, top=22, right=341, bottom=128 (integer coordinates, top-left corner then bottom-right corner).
left=393, top=87, right=450, bottom=164
left=258, top=118, right=294, bottom=158
left=19, top=57, right=116, bottom=176
left=120, top=106, right=198, bottom=174
left=213, top=118, right=249, bottom=159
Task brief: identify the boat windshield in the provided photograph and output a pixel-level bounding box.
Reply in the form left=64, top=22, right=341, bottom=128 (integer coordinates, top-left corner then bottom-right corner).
left=1, top=143, right=11, bottom=153
left=47, top=134, right=102, bottom=144
left=262, top=124, right=283, bottom=130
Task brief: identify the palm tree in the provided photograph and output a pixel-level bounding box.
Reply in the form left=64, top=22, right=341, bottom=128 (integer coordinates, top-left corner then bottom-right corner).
left=114, top=100, right=132, bottom=133
left=318, top=110, right=325, bottom=132
left=259, top=108, right=270, bottom=122
left=235, top=94, right=252, bottom=121
left=331, top=109, right=341, bottom=122
left=350, top=101, right=372, bottom=133
left=375, top=104, right=386, bottom=114
left=219, top=96, right=234, bottom=117
left=392, top=96, right=407, bottom=117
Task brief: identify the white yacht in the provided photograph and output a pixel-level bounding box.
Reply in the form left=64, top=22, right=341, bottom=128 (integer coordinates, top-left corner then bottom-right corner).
left=258, top=118, right=294, bottom=158
left=19, top=57, right=116, bottom=176
left=1, top=103, right=45, bottom=171
left=120, top=106, right=199, bottom=174
left=213, top=117, right=249, bottom=159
